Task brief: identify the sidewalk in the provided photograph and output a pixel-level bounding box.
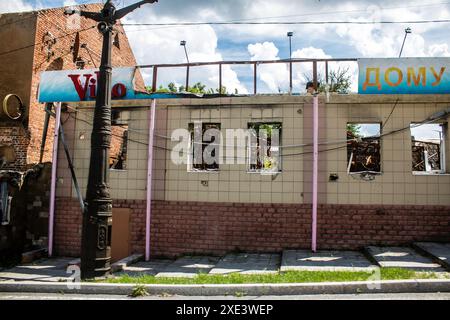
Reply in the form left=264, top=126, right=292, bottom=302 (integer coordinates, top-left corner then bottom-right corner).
left=1, top=244, right=449, bottom=282
left=1, top=246, right=450, bottom=297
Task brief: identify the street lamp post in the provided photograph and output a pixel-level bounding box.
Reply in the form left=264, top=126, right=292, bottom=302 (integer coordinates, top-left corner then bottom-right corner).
left=65, top=0, right=158, bottom=280
left=287, top=32, right=293, bottom=94
left=180, top=40, right=190, bottom=91
left=399, top=27, right=412, bottom=58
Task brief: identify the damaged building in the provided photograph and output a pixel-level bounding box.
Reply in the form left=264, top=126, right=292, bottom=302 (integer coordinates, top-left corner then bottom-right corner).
left=0, top=4, right=142, bottom=264
left=49, top=92, right=450, bottom=260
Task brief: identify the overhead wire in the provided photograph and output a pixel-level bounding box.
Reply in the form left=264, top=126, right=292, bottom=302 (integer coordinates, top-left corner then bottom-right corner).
left=62, top=104, right=450, bottom=159
left=122, top=19, right=450, bottom=27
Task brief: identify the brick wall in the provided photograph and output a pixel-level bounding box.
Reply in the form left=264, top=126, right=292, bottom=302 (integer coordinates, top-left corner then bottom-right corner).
left=0, top=4, right=142, bottom=171
left=28, top=4, right=142, bottom=167
left=54, top=197, right=450, bottom=258
left=0, top=125, right=30, bottom=170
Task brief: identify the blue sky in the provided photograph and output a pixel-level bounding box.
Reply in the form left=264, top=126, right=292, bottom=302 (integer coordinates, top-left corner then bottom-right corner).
left=2, top=0, right=450, bottom=95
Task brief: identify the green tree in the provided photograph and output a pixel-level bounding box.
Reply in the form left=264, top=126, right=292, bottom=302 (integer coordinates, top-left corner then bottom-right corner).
left=347, top=123, right=361, bottom=137
left=304, top=67, right=352, bottom=94
left=168, top=82, right=177, bottom=93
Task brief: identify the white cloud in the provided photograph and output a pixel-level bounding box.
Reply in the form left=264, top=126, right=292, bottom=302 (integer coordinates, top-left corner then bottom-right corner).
left=124, top=15, right=248, bottom=94
left=246, top=43, right=360, bottom=93
left=0, top=0, right=34, bottom=13
left=63, top=0, right=78, bottom=7
left=247, top=42, right=289, bottom=92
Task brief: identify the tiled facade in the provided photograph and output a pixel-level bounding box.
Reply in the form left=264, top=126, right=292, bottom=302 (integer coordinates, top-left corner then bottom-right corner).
left=52, top=94, right=450, bottom=257
left=61, top=95, right=450, bottom=206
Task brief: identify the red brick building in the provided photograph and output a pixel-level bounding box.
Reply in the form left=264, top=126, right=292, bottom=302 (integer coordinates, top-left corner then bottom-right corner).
left=0, top=3, right=140, bottom=170
left=0, top=4, right=142, bottom=263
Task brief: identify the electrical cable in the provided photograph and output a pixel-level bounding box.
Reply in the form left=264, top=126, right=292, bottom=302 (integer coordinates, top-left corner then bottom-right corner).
left=122, top=19, right=450, bottom=27
left=64, top=105, right=450, bottom=158
left=381, top=98, right=400, bottom=130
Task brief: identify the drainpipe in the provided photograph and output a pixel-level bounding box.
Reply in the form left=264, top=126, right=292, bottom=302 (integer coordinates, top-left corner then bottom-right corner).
left=312, top=95, right=319, bottom=252
left=146, top=99, right=157, bottom=261
left=48, top=102, right=61, bottom=257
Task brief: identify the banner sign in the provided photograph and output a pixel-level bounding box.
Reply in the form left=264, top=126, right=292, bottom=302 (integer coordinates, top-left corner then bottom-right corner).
left=358, top=58, right=450, bottom=94
left=38, top=67, right=153, bottom=103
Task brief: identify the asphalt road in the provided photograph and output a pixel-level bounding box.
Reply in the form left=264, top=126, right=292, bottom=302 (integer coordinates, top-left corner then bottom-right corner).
left=1, top=292, right=450, bottom=300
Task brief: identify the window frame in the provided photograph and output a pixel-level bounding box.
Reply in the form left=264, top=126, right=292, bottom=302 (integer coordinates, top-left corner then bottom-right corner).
left=187, top=122, right=221, bottom=173
left=109, top=110, right=129, bottom=171
left=246, top=122, right=283, bottom=175
left=410, top=122, right=447, bottom=175
left=346, top=122, right=382, bottom=175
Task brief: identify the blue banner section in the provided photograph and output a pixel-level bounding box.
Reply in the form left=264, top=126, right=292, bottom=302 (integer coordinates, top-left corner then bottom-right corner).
left=38, top=67, right=233, bottom=102
left=358, top=58, right=450, bottom=94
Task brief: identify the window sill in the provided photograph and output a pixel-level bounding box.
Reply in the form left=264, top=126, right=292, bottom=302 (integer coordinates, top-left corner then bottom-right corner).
left=412, top=171, right=450, bottom=176
left=187, top=170, right=220, bottom=173
left=348, top=171, right=382, bottom=175
left=247, top=171, right=282, bottom=175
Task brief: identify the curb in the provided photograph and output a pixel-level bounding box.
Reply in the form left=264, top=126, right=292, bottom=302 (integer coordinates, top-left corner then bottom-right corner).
left=1, top=279, right=450, bottom=296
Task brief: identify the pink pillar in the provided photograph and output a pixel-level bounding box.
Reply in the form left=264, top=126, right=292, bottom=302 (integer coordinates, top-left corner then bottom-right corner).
left=312, top=96, right=319, bottom=252
left=48, top=102, right=61, bottom=257
left=146, top=99, right=157, bottom=261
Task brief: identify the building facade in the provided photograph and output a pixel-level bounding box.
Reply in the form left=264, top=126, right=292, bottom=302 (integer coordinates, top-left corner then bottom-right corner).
left=54, top=94, right=450, bottom=259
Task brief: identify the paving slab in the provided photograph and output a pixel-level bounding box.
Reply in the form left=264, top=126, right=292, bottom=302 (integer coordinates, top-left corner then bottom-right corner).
left=209, top=253, right=280, bottom=275
left=365, top=246, right=445, bottom=272
left=281, top=250, right=375, bottom=272
left=413, top=242, right=450, bottom=271
left=116, top=259, right=173, bottom=277
left=155, top=256, right=220, bottom=278
left=0, top=257, right=73, bottom=282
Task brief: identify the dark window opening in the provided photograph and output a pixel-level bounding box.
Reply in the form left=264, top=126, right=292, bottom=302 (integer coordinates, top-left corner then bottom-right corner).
left=411, top=123, right=446, bottom=173
left=347, top=123, right=381, bottom=173
left=248, top=122, right=282, bottom=173
left=188, top=123, right=221, bottom=171
left=110, top=110, right=129, bottom=170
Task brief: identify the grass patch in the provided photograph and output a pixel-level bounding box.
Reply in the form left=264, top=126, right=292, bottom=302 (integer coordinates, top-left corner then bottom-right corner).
left=102, top=268, right=445, bottom=285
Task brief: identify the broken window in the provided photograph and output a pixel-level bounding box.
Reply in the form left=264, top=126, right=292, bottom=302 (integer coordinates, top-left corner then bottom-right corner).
left=0, top=181, right=11, bottom=225
left=248, top=122, right=282, bottom=173
left=188, top=123, right=221, bottom=171
left=347, top=123, right=381, bottom=174
left=109, top=110, right=129, bottom=170
left=410, top=123, right=446, bottom=174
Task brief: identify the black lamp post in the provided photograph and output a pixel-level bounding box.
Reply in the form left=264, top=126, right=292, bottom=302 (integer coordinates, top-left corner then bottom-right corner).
left=180, top=40, right=190, bottom=91
left=287, top=31, right=293, bottom=94
left=399, top=27, right=412, bottom=58
left=65, top=0, right=158, bottom=280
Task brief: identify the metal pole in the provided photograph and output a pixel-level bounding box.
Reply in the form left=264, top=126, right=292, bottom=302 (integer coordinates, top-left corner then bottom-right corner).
left=82, top=15, right=114, bottom=279
left=313, top=61, right=318, bottom=91
left=399, top=33, right=408, bottom=58
left=253, top=62, right=257, bottom=95
left=145, top=99, right=157, bottom=261
left=219, top=63, right=222, bottom=94
left=67, top=0, right=158, bottom=280
left=48, top=102, right=61, bottom=257
left=312, top=95, right=319, bottom=252
left=152, top=66, right=158, bottom=93
left=289, top=35, right=292, bottom=94
left=399, top=27, right=411, bottom=58
left=39, top=103, right=53, bottom=163
left=183, top=45, right=190, bottom=90
left=59, top=119, right=85, bottom=214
